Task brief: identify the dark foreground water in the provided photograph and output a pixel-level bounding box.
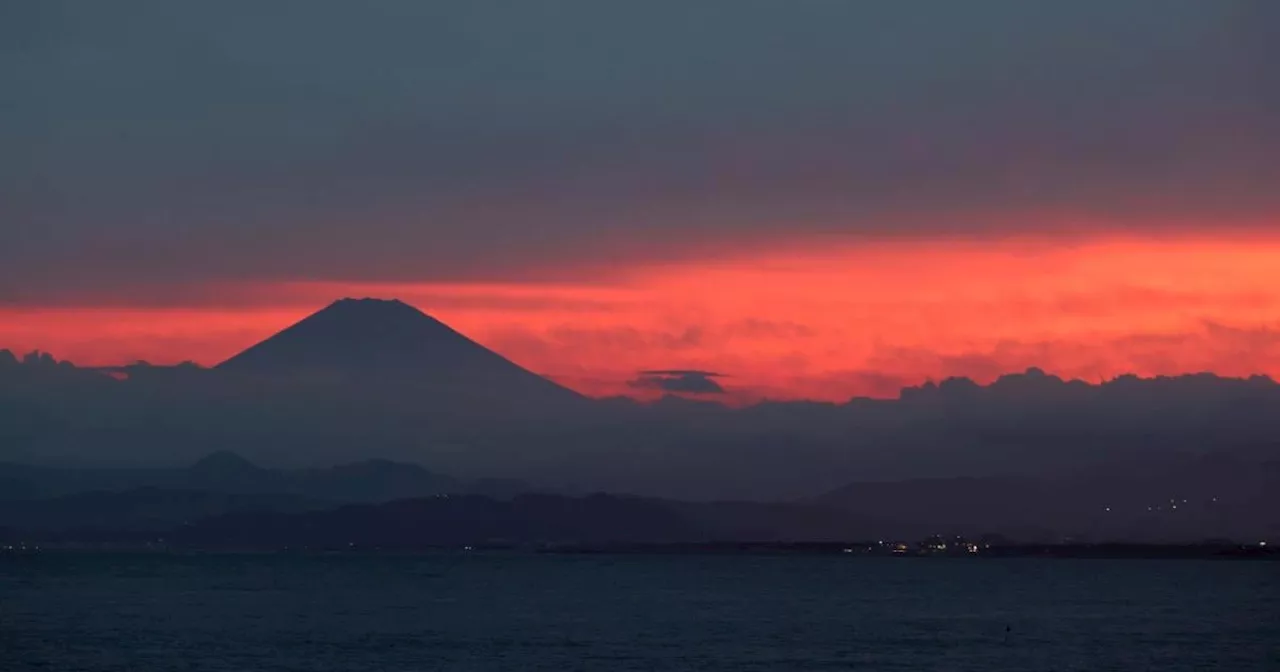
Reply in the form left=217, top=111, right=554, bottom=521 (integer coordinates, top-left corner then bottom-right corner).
left=2, top=553, right=1277, bottom=671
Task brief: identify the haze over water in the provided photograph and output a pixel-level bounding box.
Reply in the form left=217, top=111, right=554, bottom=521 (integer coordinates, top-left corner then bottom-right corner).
left=5, top=552, right=1278, bottom=672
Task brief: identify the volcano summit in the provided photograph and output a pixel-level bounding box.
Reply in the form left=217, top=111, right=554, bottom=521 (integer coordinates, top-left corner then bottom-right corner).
left=217, top=298, right=581, bottom=405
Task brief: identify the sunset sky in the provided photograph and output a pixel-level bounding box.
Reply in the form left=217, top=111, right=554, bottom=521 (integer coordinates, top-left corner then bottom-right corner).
left=3, top=2, right=1279, bottom=401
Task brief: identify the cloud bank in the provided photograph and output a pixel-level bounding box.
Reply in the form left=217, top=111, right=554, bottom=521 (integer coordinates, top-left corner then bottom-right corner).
left=629, top=370, right=726, bottom=395
left=3, top=1, right=1278, bottom=303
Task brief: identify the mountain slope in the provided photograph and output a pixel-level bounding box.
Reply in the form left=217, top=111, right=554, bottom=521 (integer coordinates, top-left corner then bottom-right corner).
left=216, top=297, right=581, bottom=403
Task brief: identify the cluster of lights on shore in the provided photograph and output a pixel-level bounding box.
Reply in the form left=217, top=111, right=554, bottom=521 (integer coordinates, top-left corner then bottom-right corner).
left=838, top=538, right=986, bottom=555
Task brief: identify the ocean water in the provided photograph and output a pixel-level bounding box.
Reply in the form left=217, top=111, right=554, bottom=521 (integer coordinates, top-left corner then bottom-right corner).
left=2, top=553, right=1277, bottom=671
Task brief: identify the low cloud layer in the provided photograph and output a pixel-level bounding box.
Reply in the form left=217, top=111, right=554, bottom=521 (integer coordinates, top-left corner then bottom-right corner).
left=5, top=349, right=1280, bottom=501
left=629, top=370, right=726, bottom=395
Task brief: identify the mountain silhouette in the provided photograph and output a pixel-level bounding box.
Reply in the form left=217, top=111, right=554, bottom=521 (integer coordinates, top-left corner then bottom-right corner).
left=216, top=298, right=581, bottom=404
left=0, top=451, right=482, bottom=503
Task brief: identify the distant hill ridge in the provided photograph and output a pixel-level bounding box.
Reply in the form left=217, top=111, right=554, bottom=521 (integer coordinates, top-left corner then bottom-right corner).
left=0, top=451, right=529, bottom=503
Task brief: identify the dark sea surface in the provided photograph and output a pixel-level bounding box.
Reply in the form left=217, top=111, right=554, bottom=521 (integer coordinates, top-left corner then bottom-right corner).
left=2, top=552, right=1277, bottom=671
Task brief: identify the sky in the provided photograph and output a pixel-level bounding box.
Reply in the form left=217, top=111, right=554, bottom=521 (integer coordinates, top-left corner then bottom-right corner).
left=3, top=1, right=1279, bottom=401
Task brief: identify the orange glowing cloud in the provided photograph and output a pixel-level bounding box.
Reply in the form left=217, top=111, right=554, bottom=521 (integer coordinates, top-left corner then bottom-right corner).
left=4, top=233, right=1280, bottom=402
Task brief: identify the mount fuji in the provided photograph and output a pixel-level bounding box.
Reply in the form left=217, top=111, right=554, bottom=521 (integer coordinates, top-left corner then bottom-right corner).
left=216, top=298, right=582, bottom=406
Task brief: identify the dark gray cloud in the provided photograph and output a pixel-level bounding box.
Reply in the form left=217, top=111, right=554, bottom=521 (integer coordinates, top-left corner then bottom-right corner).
left=3, top=1, right=1278, bottom=303
left=630, top=370, right=726, bottom=395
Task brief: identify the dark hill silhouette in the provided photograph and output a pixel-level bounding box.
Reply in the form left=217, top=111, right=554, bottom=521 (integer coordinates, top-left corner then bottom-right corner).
left=216, top=298, right=581, bottom=404
left=0, top=452, right=488, bottom=503
left=189, top=450, right=265, bottom=481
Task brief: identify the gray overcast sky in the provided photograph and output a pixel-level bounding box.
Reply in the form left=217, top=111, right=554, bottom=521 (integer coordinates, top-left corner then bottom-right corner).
left=3, top=1, right=1277, bottom=304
